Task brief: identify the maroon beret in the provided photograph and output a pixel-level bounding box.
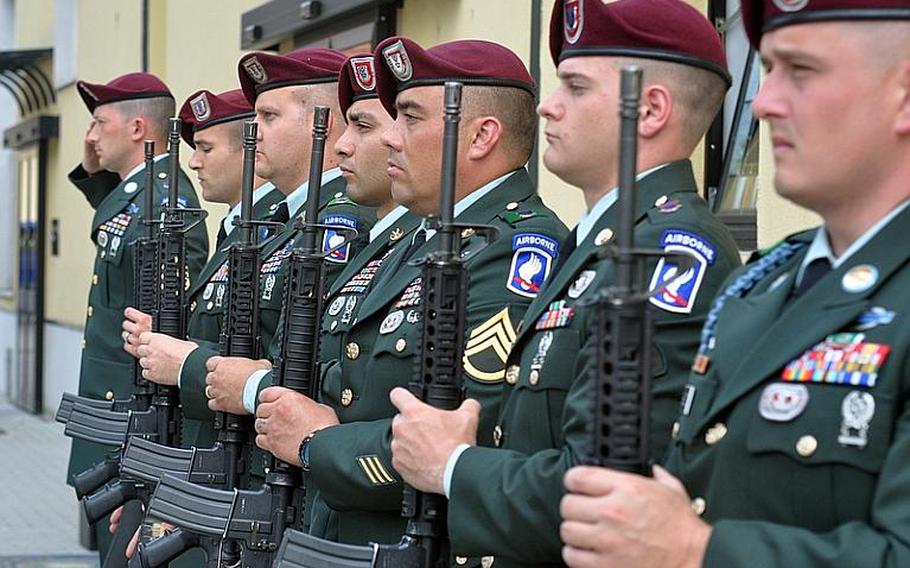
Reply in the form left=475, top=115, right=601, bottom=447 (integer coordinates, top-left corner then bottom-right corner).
left=237, top=47, right=347, bottom=104
left=77, top=72, right=173, bottom=113
left=550, top=0, right=731, bottom=86
left=742, top=0, right=910, bottom=47
left=374, top=36, right=536, bottom=117
left=338, top=54, right=380, bottom=118
left=178, top=89, right=255, bottom=148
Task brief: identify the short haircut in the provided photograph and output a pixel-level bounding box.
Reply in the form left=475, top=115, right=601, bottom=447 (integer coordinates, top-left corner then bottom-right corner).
left=612, top=57, right=728, bottom=153
left=289, top=82, right=343, bottom=126
left=462, top=85, right=538, bottom=165
left=112, top=96, right=176, bottom=140
left=225, top=119, right=245, bottom=152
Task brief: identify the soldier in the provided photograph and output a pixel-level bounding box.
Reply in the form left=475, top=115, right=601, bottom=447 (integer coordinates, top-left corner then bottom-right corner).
left=67, top=71, right=210, bottom=559
left=121, top=88, right=284, bottom=449
left=256, top=36, right=568, bottom=551
left=180, top=49, right=376, bottom=425
left=558, top=2, right=910, bottom=568
left=388, top=1, right=741, bottom=566
left=252, top=52, right=421, bottom=533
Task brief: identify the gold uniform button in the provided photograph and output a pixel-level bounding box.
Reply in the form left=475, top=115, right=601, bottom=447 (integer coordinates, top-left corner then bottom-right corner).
left=455, top=557, right=467, bottom=566
left=505, top=365, right=519, bottom=385
left=704, top=422, right=727, bottom=446
left=87, top=306, right=93, bottom=317
left=330, top=320, right=338, bottom=331
left=461, top=228, right=475, bottom=239
left=691, top=497, right=706, bottom=516
left=92, top=274, right=98, bottom=285
left=654, top=195, right=669, bottom=207
left=481, top=557, right=495, bottom=568
left=594, top=228, right=614, bottom=246
left=395, top=338, right=407, bottom=353
left=796, top=435, right=818, bottom=457
left=529, top=370, right=540, bottom=386
left=671, top=421, right=680, bottom=440
left=493, top=425, right=503, bottom=448
left=340, top=388, right=354, bottom=407
left=346, top=342, right=360, bottom=360
left=104, top=390, right=114, bottom=401
left=506, top=201, right=519, bottom=211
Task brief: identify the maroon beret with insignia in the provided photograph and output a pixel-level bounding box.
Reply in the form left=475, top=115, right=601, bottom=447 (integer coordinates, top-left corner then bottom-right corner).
left=374, top=36, right=536, bottom=117
left=77, top=72, right=173, bottom=113
left=338, top=54, right=380, bottom=118
left=550, top=0, right=731, bottom=86
left=237, top=47, right=347, bottom=104
left=742, top=0, right=910, bottom=47
left=178, top=89, right=255, bottom=148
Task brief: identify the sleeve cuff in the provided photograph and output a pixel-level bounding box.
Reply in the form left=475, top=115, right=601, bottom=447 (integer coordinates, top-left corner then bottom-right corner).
left=443, top=443, right=472, bottom=498
left=176, top=347, right=196, bottom=389
left=243, top=369, right=271, bottom=414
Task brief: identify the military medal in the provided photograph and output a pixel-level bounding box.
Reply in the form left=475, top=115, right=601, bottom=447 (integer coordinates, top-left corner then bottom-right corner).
left=568, top=270, right=596, bottom=299
left=124, top=181, right=138, bottom=194
left=838, top=391, right=875, bottom=449
left=328, top=296, right=345, bottom=316
left=758, top=383, right=809, bottom=422
left=530, top=331, right=554, bottom=370
left=406, top=310, right=421, bottom=324
left=380, top=310, right=404, bottom=334
left=262, top=274, right=277, bottom=301
left=97, top=231, right=109, bottom=248
left=781, top=333, right=891, bottom=388
left=203, top=283, right=215, bottom=301
left=110, top=236, right=121, bottom=256
left=853, top=306, right=896, bottom=331
left=842, top=264, right=878, bottom=294
left=534, top=300, right=575, bottom=330
left=215, top=283, right=226, bottom=308
left=340, top=296, right=358, bottom=324
left=395, top=278, right=423, bottom=309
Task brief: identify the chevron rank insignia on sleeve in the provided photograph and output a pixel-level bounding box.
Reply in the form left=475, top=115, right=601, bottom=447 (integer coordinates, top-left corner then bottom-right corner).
left=357, top=455, right=397, bottom=486
left=462, top=308, right=517, bottom=383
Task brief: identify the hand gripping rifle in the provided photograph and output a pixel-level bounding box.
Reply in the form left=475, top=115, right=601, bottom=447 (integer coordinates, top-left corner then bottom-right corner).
left=69, top=119, right=208, bottom=527
left=583, top=67, right=692, bottom=474
left=135, top=106, right=356, bottom=568
left=272, top=81, right=497, bottom=568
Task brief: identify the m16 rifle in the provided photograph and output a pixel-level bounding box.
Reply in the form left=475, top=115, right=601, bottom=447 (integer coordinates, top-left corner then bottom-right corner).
left=272, top=81, right=497, bottom=568
left=134, top=106, right=355, bottom=568
left=66, top=118, right=207, bottom=525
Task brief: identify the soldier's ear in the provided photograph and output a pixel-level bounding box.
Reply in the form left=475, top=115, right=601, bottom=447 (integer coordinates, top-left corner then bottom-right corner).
left=465, top=115, right=503, bottom=161
left=638, top=84, right=672, bottom=140
left=894, top=60, right=910, bottom=137
left=128, top=117, right=149, bottom=142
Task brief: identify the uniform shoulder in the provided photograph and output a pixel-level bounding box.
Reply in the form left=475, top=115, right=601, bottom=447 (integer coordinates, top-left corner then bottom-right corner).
left=321, top=190, right=378, bottom=231
left=494, top=195, right=569, bottom=238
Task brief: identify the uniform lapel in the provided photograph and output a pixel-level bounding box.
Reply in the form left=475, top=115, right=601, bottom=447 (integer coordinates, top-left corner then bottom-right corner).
left=514, top=160, right=697, bottom=343
left=355, top=170, right=535, bottom=324
left=91, top=158, right=167, bottom=233
left=702, top=206, right=910, bottom=425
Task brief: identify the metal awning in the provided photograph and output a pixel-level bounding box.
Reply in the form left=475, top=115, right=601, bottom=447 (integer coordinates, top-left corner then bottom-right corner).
left=0, top=48, right=55, bottom=115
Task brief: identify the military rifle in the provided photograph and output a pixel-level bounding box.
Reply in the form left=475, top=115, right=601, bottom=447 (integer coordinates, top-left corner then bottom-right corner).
left=272, top=81, right=499, bottom=568
left=69, top=118, right=207, bottom=523
left=135, top=106, right=356, bottom=567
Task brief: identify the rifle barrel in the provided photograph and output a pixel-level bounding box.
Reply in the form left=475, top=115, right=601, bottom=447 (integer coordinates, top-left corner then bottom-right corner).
left=301, top=106, right=330, bottom=253
left=615, top=66, right=642, bottom=292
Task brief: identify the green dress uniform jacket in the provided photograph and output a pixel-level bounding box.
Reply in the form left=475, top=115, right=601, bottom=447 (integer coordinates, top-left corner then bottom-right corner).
left=179, top=185, right=285, bottom=448
left=66, top=159, right=210, bottom=483
left=446, top=161, right=741, bottom=567
left=665, top=203, right=910, bottom=568
left=306, top=169, right=569, bottom=549
left=178, top=176, right=376, bottom=479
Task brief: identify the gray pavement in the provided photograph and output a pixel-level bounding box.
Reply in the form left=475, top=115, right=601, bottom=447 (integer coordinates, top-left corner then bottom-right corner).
left=0, top=402, right=97, bottom=567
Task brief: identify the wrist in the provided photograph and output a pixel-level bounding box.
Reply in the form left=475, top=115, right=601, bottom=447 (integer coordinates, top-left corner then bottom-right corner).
left=298, top=428, right=323, bottom=472
left=681, top=519, right=711, bottom=568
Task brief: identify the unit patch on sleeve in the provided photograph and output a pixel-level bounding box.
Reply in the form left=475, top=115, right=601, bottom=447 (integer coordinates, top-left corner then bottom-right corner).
left=507, top=233, right=559, bottom=298
left=322, top=215, right=357, bottom=264
left=463, top=308, right=517, bottom=383
left=648, top=229, right=716, bottom=314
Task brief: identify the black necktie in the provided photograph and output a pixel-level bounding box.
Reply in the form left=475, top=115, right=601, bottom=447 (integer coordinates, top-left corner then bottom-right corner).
left=271, top=202, right=290, bottom=225
left=786, top=257, right=832, bottom=307
left=216, top=224, right=228, bottom=248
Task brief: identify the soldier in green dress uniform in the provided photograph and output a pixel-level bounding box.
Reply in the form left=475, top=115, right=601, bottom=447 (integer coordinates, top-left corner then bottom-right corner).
left=193, top=50, right=376, bottom=484
left=557, top=2, right=910, bottom=568
left=253, top=38, right=568, bottom=553
left=67, top=71, right=210, bottom=560
left=388, top=2, right=741, bottom=566
left=122, top=88, right=284, bottom=450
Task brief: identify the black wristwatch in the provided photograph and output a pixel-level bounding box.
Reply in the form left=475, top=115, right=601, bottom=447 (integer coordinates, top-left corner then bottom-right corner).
left=298, top=430, right=319, bottom=471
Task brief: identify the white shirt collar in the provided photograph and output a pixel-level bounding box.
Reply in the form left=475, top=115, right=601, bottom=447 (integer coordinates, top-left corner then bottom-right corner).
left=369, top=205, right=410, bottom=243
left=424, top=169, right=518, bottom=241
left=123, top=153, right=168, bottom=182
left=283, top=167, right=344, bottom=218
left=576, top=163, right=670, bottom=246
left=222, top=181, right=276, bottom=236
left=796, top=198, right=910, bottom=285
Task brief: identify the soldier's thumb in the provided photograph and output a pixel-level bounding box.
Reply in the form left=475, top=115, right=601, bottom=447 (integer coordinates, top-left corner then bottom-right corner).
left=653, top=465, right=687, bottom=496
left=458, top=398, right=482, bottom=419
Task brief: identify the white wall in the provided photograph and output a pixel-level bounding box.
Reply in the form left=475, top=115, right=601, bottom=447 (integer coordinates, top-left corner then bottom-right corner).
left=42, top=322, right=82, bottom=416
